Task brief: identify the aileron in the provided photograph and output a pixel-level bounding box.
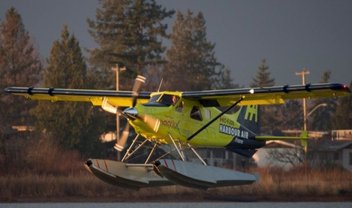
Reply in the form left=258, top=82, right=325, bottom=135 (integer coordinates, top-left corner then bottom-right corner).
left=182, top=83, right=350, bottom=107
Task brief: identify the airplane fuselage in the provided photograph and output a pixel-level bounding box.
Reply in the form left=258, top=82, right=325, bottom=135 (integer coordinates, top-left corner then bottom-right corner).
left=129, top=91, right=258, bottom=149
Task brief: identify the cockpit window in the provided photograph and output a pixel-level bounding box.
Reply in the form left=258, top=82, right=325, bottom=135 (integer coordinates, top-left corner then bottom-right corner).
left=145, top=94, right=180, bottom=107
left=149, top=94, right=161, bottom=103
left=159, top=94, right=179, bottom=106
left=190, top=106, right=202, bottom=121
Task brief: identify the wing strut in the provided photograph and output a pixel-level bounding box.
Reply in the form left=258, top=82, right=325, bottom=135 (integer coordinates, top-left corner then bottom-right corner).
left=187, top=96, right=244, bottom=141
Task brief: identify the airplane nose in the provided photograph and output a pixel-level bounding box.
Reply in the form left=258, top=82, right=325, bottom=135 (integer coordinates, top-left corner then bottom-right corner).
left=123, top=107, right=138, bottom=120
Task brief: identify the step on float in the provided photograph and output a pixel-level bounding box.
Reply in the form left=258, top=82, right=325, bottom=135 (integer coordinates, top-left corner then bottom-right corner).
left=85, top=159, right=257, bottom=189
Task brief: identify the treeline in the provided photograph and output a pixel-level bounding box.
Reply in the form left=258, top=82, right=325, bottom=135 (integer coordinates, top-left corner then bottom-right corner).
left=0, top=1, right=236, bottom=161
left=0, top=0, right=352, bottom=170
left=251, top=60, right=352, bottom=134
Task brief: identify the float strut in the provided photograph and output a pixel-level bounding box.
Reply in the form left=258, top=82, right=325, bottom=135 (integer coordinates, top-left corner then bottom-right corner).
left=169, top=134, right=185, bottom=161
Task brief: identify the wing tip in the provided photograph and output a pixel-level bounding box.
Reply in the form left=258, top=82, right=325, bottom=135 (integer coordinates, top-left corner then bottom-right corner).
left=4, top=86, right=25, bottom=94
left=330, top=83, right=351, bottom=93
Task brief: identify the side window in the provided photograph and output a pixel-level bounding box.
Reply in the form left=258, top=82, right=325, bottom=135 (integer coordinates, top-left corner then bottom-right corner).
left=204, top=108, right=211, bottom=119
left=190, top=106, right=202, bottom=121
left=176, top=101, right=184, bottom=112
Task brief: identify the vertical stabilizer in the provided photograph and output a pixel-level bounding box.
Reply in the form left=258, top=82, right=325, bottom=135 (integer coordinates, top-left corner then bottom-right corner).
left=225, top=105, right=265, bottom=158
left=237, top=105, right=260, bottom=136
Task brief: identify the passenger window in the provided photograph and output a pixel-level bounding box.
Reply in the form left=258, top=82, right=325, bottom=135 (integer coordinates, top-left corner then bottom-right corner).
left=204, top=109, right=211, bottom=119
left=176, top=101, right=184, bottom=112
left=190, top=106, right=202, bottom=121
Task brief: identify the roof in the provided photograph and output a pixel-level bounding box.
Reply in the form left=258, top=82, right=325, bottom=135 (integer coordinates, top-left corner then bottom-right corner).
left=314, top=140, right=352, bottom=152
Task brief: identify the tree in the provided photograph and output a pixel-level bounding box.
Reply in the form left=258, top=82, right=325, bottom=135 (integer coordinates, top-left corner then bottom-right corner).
left=163, top=11, right=226, bottom=91
left=250, top=59, right=276, bottom=134
left=310, top=71, right=337, bottom=131
left=279, top=100, right=303, bottom=130
left=32, top=26, right=105, bottom=154
left=332, top=81, right=352, bottom=129
left=267, top=147, right=305, bottom=167
left=213, top=67, right=238, bottom=89
left=0, top=7, right=42, bottom=172
left=250, top=59, right=275, bottom=87
left=87, top=0, right=174, bottom=90
left=0, top=7, right=41, bottom=137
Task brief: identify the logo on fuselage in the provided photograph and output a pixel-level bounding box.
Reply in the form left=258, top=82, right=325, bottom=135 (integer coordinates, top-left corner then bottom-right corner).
left=219, top=124, right=249, bottom=139
left=244, top=105, right=258, bottom=122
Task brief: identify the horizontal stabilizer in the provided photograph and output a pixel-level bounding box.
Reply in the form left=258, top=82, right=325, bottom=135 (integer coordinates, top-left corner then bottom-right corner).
left=256, top=130, right=309, bottom=150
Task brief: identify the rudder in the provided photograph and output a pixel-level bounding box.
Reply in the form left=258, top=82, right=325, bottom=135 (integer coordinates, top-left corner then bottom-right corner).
left=236, top=105, right=260, bottom=136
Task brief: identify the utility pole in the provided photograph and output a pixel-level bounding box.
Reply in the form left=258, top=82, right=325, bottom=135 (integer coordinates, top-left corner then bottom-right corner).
left=295, top=68, right=310, bottom=153
left=295, top=68, right=310, bottom=131
left=112, top=64, right=126, bottom=161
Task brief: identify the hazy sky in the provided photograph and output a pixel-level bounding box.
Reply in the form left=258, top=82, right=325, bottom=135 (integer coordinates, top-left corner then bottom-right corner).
left=1, top=0, right=351, bottom=86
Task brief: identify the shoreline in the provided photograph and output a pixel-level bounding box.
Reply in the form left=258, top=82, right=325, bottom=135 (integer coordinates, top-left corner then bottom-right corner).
left=4, top=196, right=352, bottom=203
left=2, top=189, right=352, bottom=203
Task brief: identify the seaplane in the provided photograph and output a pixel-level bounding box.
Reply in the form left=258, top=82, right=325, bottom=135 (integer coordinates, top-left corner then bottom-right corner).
left=5, top=76, right=350, bottom=189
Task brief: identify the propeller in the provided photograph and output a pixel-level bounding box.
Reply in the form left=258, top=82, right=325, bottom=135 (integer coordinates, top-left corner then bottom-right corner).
left=114, top=123, right=130, bottom=151
left=102, top=74, right=160, bottom=152
left=114, top=75, right=146, bottom=152
left=132, top=75, right=146, bottom=107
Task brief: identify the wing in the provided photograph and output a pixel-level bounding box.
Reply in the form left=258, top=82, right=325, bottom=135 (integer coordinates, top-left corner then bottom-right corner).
left=182, top=83, right=350, bottom=107
left=4, top=87, right=151, bottom=107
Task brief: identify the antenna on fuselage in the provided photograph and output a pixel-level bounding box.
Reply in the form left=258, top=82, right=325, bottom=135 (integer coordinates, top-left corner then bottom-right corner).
left=157, top=78, right=163, bottom=92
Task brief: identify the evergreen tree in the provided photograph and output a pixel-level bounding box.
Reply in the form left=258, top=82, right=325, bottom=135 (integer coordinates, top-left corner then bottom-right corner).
left=310, top=71, right=336, bottom=131
left=87, top=0, right=174, bottom=89
left=250, top=59, right=275, bottom=87
left=250, top=59, right=276, bottom=134
left=0, top=7, right=41, bottom=137
left=163, top=11, right=224, bottom=91
left=216, top=67, right=238, bottom=89
left=332, top=81, right=352, bottom=129
left=33, top=26, right=106, bottom=154
left=280, top=100, right=303, bottom=130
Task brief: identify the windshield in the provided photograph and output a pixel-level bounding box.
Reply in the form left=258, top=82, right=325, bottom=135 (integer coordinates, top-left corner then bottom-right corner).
left=145, top=94, right=180, bottom=107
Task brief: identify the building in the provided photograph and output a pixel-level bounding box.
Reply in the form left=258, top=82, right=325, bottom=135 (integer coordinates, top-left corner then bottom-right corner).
left=332, top=129, right=352, bottom=141
left=309, top=140, right=352, bottom=171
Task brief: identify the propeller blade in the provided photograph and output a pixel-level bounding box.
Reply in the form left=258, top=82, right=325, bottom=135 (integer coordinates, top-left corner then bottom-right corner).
left=132, top=75, right=146, bottom=107
left=114, top=123, right=130, bottom=152
left=140, top=114, right=161, bottom=132
left=102, top=97, right=124, bottom=115
left=99, top=132, right=117, bottom=143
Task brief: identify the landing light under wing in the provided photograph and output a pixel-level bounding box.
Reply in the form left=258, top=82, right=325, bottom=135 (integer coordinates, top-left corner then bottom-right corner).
left=4, top=87, right=150, bottom=107
left=182, top=83, right=350, bottom=107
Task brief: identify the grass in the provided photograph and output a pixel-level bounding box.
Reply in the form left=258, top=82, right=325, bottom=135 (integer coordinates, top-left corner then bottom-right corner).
left=207, top=166, right=352, bottom=201
left=1, top=138, right=351, bottom=202
left=1, top=165, right=351, bottom=202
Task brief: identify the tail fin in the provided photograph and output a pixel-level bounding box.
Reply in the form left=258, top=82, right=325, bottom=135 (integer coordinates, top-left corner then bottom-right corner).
left=225, top=105, right=263, bottom=158
left=236, top=105, right=260, bottom=136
